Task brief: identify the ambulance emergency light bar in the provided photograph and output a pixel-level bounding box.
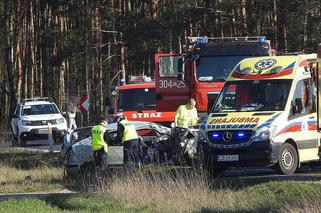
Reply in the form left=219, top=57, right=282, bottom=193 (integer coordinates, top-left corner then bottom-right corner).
left=187, top=36, right=266, bottom=45
left=240, top=66, right=282, bottom=75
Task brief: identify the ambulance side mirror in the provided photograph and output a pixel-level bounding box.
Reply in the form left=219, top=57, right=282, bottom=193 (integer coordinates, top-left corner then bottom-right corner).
left=294, top=98, right=303, bottom=114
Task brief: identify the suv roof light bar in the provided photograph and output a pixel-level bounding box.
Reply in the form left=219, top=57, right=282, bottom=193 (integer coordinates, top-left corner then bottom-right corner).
left=21, top=97, right=53, bottom=104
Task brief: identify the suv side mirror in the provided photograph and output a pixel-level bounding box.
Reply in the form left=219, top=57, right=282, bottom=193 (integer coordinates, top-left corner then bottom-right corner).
left=12, top=114, right=19, bottom=118
left=294, top=98, right=303, bottom=114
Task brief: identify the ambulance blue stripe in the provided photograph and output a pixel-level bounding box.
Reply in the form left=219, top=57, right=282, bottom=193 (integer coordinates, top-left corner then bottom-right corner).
left=257, top=113, right=281, bottom=129
left=308, top=120, right=316, bottom=125
left=283, top=62, right=295, bottom=70
left=234, top=64, right=241, bottom=72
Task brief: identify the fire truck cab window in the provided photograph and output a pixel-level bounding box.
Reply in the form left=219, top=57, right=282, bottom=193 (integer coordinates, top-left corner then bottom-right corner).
left=118, top=88, right=156, bottom=111
left=159, top=56, right=182, bottom=77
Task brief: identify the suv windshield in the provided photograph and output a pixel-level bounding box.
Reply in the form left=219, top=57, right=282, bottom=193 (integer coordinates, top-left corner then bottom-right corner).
left=118, top=88, right=155, bottom=111
left=212, top=80, right=292, bottom=112
left=22, top=104, right=59, bottom=115
left=196, top=56, right=248, bottom=82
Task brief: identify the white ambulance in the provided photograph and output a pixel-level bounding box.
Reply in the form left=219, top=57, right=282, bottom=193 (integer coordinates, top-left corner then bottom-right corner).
left=198, top=54, right=320, bottom=175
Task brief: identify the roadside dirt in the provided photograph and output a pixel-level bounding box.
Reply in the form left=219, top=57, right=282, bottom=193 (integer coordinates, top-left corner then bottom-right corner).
left=0, top=189, right=77, bottom=200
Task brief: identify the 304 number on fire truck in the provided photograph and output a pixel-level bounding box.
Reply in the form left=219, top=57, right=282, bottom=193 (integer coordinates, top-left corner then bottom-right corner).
left=158, top=80, right=186, bottom=88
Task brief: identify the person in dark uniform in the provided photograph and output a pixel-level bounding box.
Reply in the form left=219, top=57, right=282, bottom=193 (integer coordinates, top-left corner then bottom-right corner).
left=115, top=114, right=140, bottom=174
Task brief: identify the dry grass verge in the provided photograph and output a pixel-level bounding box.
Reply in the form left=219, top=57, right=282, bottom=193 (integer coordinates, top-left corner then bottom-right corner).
left=92, top=169, right=257, bottom=212
left=0, top=147, right=72, bottom=193
left=89, top=168, right=321, bottom=212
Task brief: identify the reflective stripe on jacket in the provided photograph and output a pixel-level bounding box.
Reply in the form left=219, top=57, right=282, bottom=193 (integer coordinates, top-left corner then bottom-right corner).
left=120, top=119, right=138, bottom=143
left=91, top=124, right=108, bottom=152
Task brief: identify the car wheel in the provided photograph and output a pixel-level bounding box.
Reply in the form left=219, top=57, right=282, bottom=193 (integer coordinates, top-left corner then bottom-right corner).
left=80, top=162, right=97, bottom=186
left=275, top=143, right=298, bottom=175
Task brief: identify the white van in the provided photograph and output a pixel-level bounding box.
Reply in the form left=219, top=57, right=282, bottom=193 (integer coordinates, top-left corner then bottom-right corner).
left=198, top=54, right=319, bottom=175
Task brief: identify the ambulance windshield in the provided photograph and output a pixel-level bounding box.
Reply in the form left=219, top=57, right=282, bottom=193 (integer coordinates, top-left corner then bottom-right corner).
left=118, top=88, right=156, bottom=111
left=212, top=80, right=292, bottom=112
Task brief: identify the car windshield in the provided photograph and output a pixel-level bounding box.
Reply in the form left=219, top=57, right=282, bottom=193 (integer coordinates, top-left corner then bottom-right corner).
left=196, top=56, right=249, bottom=82
left=118, top=88, right=155, bottom=111
left=22, top=104, right=59, bottom=115
left=211, top=80, right=292, bottom=112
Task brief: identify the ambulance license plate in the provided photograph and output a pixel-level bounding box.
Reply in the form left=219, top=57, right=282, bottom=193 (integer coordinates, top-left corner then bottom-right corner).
left=217, top=155, right=239, bottom=162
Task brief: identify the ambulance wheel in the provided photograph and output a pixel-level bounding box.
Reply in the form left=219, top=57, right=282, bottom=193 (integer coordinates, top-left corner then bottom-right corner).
left=275, top=143, right=298, bottom=175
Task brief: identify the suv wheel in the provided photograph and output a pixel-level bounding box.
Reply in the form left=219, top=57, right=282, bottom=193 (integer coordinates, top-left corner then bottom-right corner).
left=19, top=136, right=26, bottom=147
left=11, top=128, right=18, bottom=147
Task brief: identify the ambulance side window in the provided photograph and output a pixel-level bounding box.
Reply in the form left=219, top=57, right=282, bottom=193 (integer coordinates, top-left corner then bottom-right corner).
left=290, top=79, right=315, bottom=118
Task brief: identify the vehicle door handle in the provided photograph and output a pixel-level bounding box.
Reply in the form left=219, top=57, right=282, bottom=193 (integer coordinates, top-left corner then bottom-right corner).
left=309, top=116, right=315, bottom=119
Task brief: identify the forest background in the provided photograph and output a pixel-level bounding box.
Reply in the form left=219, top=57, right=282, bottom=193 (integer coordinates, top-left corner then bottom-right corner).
left=1, top=0, right=321, bottom=126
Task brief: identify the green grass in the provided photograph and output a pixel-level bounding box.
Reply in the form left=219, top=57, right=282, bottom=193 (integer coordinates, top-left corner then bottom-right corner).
left=1, top=181, right=321, bottom=213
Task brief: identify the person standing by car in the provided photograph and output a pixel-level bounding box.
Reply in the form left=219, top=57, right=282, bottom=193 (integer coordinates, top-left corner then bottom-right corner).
left=174, top=98, right=199, bottom=128
left=169, top=99, right=199, bottom=162
left=91, top=116, right=110, bottom=172
left=115, top=114, right=140, bottom=174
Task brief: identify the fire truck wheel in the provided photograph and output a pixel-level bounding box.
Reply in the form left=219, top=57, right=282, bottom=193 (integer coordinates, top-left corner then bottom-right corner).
left=275, top=143, right=298, bottom=175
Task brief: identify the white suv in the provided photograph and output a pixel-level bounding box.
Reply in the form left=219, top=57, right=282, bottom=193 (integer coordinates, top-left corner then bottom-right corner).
left=11, top=97, right=68, bottom=146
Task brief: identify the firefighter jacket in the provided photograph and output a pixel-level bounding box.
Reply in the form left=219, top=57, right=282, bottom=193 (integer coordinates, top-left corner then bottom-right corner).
left=91, top=124, right=108, bottom=152
left=174, top=104, right=198, bottom=128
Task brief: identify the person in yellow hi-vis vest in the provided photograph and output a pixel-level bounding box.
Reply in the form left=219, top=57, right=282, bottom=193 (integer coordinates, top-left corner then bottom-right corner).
left=174, top=98, right=199, bottom=128
left=91, top=116, right=110, bottom=172
left=115, top=114, right=139, bottom=174
left=168, top=99, right=199, bottom=161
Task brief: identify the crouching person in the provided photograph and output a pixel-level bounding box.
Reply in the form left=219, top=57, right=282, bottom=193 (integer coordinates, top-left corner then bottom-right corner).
left=115, top=114, right=140, bottom=174
left=91, top=116, right=110, bottom=173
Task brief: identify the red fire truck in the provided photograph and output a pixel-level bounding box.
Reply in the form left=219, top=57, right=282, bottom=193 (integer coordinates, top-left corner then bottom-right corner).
left=154, top=36, right=275, bottom=119
left=113, top=76, right=172, bottom=124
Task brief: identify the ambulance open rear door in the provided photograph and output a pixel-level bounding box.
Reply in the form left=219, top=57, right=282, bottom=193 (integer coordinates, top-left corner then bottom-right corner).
left=317, top=43, right=321, bottom=131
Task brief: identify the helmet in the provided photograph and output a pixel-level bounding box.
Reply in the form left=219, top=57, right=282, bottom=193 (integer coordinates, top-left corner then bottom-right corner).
left=101, top=115, right=109, bottom=122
